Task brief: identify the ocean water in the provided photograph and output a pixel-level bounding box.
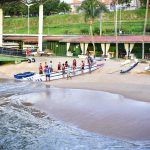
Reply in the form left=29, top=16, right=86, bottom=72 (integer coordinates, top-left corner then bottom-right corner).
left=0, top=79, right=150, bottom=150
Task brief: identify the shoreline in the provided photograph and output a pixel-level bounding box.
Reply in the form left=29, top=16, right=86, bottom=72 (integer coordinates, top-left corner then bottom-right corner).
left=0, top=57, right=150, bottom=102
left=0, top=57, right=150, bottom=141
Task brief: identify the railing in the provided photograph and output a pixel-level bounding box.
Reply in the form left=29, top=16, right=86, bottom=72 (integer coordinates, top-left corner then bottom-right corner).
left=0, top=47, right=26, bottom=57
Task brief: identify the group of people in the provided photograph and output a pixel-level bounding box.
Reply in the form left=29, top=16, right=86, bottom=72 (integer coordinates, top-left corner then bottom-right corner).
left=38, top=55, right=94, bottom=81
left=39, top=61, right=53, bottom=81
left=57, top=59, right=78, bottom=79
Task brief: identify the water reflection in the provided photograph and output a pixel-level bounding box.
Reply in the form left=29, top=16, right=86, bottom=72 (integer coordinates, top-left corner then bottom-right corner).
left=0, top=79, right=150, bottom=150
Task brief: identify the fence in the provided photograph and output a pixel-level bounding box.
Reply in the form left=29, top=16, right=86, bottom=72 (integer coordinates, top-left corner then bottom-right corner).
left=0, top=47, right=26, bottom=57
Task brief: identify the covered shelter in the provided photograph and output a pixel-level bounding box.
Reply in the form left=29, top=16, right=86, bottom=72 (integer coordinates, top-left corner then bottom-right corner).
left=3, top=34, right=150, bottom=59
left=61, top=35, right=150, bottom=59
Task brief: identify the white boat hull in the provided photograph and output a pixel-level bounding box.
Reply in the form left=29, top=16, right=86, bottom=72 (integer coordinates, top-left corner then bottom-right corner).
left=145, top=65, right=150, bottom=71
left=23, top=63, right=104, bottom=82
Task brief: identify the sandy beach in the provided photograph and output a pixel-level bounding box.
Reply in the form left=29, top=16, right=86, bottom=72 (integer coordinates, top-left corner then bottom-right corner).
left=0, top=56, right=150, bottom=141
left=0, top=56, right=149, bottom=102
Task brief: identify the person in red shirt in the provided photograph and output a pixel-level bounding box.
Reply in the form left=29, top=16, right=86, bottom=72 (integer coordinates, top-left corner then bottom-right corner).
left=72, top=59, right=77, bottom=75
left=58, top=62, right=61, bottom=71
left=25, top=47, right=30, bottom=56
left=39, top=63, right=43, bottom=74
left=65, top=61, right=69, bottom=68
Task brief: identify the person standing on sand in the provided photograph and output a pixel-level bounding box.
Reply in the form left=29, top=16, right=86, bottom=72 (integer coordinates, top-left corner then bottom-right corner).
left=25, top=47, right=30, bottom=56
left=62, top=63, right=66, bottom=78
left=72, top=59, right=77, bottom=75
left=81, top=60, right=85, bottom=74
left=39, top=63, right=43, bottom=74
left=66, top=65, right=72, bottom=80
left=87, top=56, right=92, bottom=73
left=58, top=62, right=61, bottom=71
left=49, top=61, right=53, bottom=72
left=45, top=65, right=51, bottom=82
left=65, top=61, right=69, bottom=68
left=44, top=62, right=47, bottom=72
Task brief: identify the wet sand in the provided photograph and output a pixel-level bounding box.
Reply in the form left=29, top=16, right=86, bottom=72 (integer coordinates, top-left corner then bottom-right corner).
left=25, top=88, right=150, bottom=141
left=0, top=57, right=150, bottom=141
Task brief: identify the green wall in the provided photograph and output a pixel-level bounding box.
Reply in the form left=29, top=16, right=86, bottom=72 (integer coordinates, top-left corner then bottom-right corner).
left=43, top=41, right=67, bottom=56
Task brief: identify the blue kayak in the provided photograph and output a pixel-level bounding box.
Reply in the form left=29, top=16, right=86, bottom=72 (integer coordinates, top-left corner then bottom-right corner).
left=14, top=72, right=35, bottom=79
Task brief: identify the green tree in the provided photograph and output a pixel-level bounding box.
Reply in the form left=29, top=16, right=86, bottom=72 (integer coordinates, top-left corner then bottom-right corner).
left=3, top=3, right=25, bottom=16
left=0, top=0, right=19, bottom=47
left=43, top=0, right=60, bottom=15
left=58, top=1, right=71, bottom=14
left=140, top=0, right=150, bottom=6
left=78, top=0, right=108, bottom=55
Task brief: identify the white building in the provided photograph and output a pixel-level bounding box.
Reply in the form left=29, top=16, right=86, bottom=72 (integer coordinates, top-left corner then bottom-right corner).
left=69, top=0, right=82, bottom=14
left=68, top=0, right=140, bottom=13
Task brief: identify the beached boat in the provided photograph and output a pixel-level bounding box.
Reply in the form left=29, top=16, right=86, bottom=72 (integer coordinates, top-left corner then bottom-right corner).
left=23, top=63, right=104, bottom=82
left=145, top=65, right=150, bottom=71
left=95, top=57, right=106, bottom=61
left=120, top=62, right=139, bottom=73
left=14, top=72, right=35, bottom=79
left=120, top=60, right=131, bottom=66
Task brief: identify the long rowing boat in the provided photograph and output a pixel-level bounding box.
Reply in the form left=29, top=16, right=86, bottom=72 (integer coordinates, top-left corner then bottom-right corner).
left=23, top=63, right=104, bottom=82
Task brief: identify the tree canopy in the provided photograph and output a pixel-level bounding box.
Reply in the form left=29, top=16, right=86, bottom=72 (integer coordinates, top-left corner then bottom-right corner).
left=78, top=0, right=108, bottom=55
left=0, top=0, right=19, bottom=8
left=78, top=0, right=108, bottom=22
left=140, top=0, right=150, bottom=6
left=2, top=0, right=71, bottom=16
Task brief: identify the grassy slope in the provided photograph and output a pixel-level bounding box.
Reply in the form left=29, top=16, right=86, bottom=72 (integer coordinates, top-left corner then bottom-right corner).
left=3, top=8, right=150, bottom=35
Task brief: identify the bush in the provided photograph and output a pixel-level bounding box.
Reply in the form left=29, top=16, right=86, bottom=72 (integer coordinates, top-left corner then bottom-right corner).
left=73, top=48, right=81, bottom=56
left=95, top=51, right=101, bottom=57
left=93, top=27, right=100, bottom=35
left=80, top=28, right=89, bottom=35
left=146, top=26, right=150, bottom=33
left=64, top=30, right=69, bottom=34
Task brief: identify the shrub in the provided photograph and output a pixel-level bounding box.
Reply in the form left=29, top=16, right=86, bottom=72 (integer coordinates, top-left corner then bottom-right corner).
left=146, top=26, right=150, bottom=33
left=94, top=27, right=100, bottom=35
left=80, top=28, right=89, bottom=35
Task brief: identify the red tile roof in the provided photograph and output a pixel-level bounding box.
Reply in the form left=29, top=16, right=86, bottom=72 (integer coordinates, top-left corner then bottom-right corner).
left=61, top=35, right=150, bottom=43
left=3, top=35, right=150, bottom=43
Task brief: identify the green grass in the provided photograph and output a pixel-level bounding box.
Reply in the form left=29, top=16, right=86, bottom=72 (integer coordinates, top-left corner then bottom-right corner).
left=0, top=54, right=27, bottom=62
left=3, top=8, right=150, bottom=35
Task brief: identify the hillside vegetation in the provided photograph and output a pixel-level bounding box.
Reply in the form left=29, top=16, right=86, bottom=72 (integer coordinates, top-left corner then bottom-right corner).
left=3, top=8, right=150, bottom=35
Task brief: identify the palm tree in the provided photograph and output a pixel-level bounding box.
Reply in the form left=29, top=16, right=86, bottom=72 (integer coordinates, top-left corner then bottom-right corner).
left=79, top=0, right=108, bottom=56
left=0, top=0, right=18, bottom=47
left=98, top=1, right=109, bottom=36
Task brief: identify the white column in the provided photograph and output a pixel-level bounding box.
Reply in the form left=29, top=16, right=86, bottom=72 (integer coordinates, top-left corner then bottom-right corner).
left=80, top=43, right=84, bottom=54
left=124, top=43, right=129, bottom=56
left=38, top=4, right=43, bottom=52
left=101, top=43, right=105, bottom=55
left=85, top=43, right=89, bottom=54
left=66, top=42, right=70, bottom=56
left=0, top=8, right=3, bottom=47
left=106, top=43, right=110, bottom=56
left=129, top=43, right=134, bottom=53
